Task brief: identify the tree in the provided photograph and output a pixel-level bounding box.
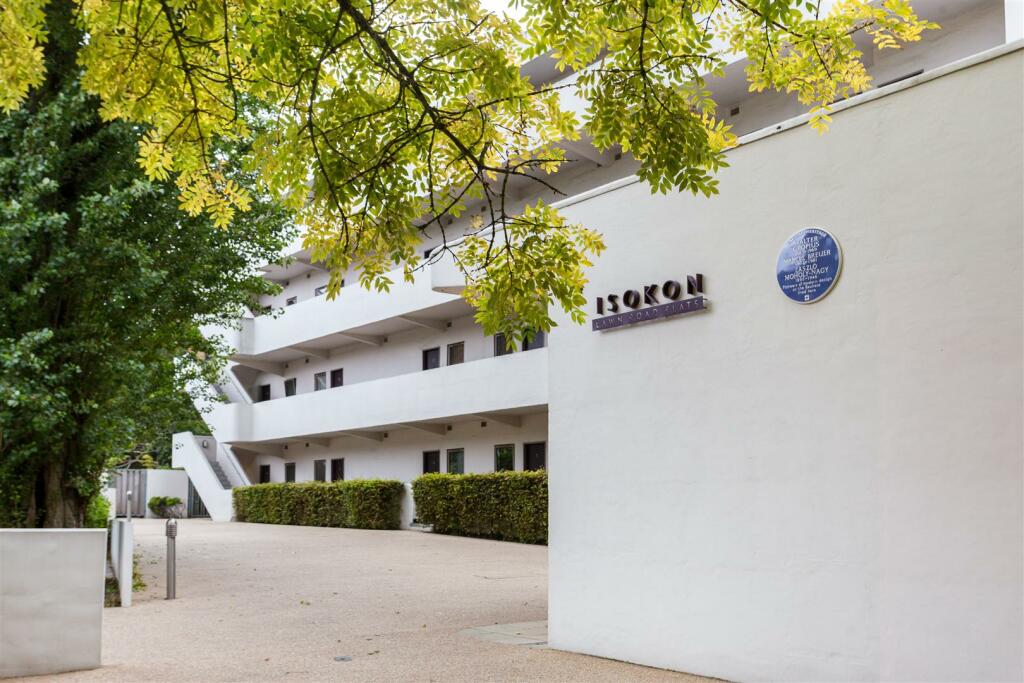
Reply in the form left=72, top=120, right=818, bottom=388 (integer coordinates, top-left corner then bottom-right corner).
left=0, top=2, right=293, bottom=527
left=0, top=0, right=935, bottom=343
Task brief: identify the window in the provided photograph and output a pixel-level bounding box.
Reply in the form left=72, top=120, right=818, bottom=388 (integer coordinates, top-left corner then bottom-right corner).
left=447, top=448, right=464, bottom=474
left=422, top=451, right=440, bottom=474
left=258, top=384, right=271, bottom=402
left=331, top=458, right=345, bottom=482
left=524, top=442, right=546, bottom=471
left=314, top=372, right=327, bottom=391
left=494, top=444, right=514, bottom=472
left=284, top=462, right=296, bottom=482
left=494, top=333, right=514, bottom=356
left=284, top=378, right=297, bottom=396
left=259, top=465, right=271, bottom=484
left=447, top=341, right=464, bottom=366
left=330, top=368, right=344, bottom=388
left=286, top=296, right=297, bottom=306
left=313, top=460, right=326, bottom=482
left=314, top=285, right=327, bottom=297
left=422, top=347, right=440, bottom=370
left=522, top=330, right=546, bottom=351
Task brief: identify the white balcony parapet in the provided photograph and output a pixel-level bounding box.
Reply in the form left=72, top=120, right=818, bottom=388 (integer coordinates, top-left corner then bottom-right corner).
left=171, top=433, right=235, bottom=521
left=209, top=348, right=548, bottom=445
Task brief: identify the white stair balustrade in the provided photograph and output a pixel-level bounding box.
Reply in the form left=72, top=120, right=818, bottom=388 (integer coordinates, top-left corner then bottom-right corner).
left=171, top=433, right=235, bottom=522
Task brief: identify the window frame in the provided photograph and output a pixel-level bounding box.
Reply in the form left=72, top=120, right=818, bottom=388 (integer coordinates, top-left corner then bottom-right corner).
left=257, top=384, right=271, bottom=402
left=314, top=372, right=327, bottom=391
left=446, top=341, right=465, bottom=366
left=284, top=462, right=296, bottom=482
left=330, top=458, right=345, bottom=482
left=258, top=464, right=271, bottom=483
left=523, top=442, right=546, bottom=471
left=422, top=347, right=440, bottom=370
left=330, top=368, right=344, bottom=388
left=422, top=450, right=440, bottom=474
left=446, top=448, right=465, bottom=474
left=494, top=333, right=515, bottom=356
left=285, top=296, right=298, bottom=306
left=494, top=444, right=515, bottom=472
left=313, top=459, right=326, bottom=482
left=284, top=377, right=297, bottom=397
left=522, top=329, right=546, bottom=351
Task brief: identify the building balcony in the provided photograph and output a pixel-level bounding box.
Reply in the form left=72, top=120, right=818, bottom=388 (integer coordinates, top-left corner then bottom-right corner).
left=207, top=347, right=548, bottom=447
left=203, top=262, right=474, bottom=369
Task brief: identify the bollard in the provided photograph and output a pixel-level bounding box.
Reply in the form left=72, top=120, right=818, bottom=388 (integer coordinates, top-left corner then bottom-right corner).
left=166, top=518, right=177, bottom=600
left=126, top=489, right=133, bottom=522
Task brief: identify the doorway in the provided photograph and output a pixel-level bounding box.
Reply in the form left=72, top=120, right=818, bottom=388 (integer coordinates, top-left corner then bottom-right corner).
left=524, top=442, right=546, bottom=471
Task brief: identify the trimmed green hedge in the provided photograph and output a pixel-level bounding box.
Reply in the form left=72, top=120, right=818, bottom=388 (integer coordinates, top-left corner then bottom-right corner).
left=412, top=471, right=547, bottom=544
left=233, top=480, right=404, bottom=530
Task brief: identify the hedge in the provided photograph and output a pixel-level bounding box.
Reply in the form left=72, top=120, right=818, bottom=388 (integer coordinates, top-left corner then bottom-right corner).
left=233, top=480, right=404, bottom=530
left=412, top=471, right=547, bottom=544
left=148, top=496, right=183, bottom=518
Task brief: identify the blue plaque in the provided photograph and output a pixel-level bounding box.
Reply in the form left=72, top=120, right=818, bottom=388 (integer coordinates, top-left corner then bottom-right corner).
left=776, top=228, right=842, bottom=304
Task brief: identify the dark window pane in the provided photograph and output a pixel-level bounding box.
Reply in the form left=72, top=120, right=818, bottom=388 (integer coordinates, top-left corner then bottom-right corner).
left=285, top=463, right=296, bottom=482
left=258, top=384, right=271, bottom=402
left=284, top=378, right=297, bottom=396
left=495, top=444, right=514, bottom=472
left=314, top=372, right=327, bottom=391
left=286, top=296, right=297, bottom=306
left=494, top=333, right=514, bottom=356
left=447, top=342, right=464, bottom=365
left=313, top=460, right=326, bottom=482
left=422, top=451, right=440, bottom=474
left=259, top=465, right=271, bottom=483
left=330, top=368, right=344, bottom=388
left=447, top=448, right=464, bottom=474
left=422, top=347, right=440, bottom=370
left=522, top=330, right=546, bottom=351
left=314, top=285, right=327, bottom=296
left=331, top=458, right=345, bottom=481
left=524, top=442, right=546, bottom=471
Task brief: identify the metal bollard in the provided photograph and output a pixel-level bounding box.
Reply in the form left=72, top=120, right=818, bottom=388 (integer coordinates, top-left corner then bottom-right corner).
left=166, top=518, right=177, bottom=600
left=126, top=489, right=133, bottom=522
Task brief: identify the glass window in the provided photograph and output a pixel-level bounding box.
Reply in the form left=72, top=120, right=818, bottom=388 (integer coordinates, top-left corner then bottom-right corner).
left=422, top=451, right=440, bottom=474
left=284, top=378, right=297, bottom=396
left=522, top=330, right=546, bottom=351
left=447, top=341, right=464, bottom=366
left=494, top=333, right=514, bottom=356
left=314, top=372, right=327, bottom=391
left=330, top=368, right=344, bottom=388
left=286, top=296, right=297, bottom=306
left=313, top=460, right=326, bottom=482
left=259, top=465, right=271, bottom=483
left=258, top=384, right=271, bottom=402
left=446, top=448, right=464, bottom=474
left=314, top=285, right=327, bottom=297
left=284, top=462, right=296, bottom=482
left=330, top=458, right=345, bottom=481
left=494, top=444, right=514, bottom=472
left=422, top=347, right=440, bottom=370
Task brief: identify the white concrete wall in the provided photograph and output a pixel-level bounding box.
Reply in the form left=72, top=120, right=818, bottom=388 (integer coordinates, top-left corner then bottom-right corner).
left=0, top=529, right=106, bottom=678
left=547, top=47, right=1023, bottom=682
left=142, top=469, right=190, bottom=518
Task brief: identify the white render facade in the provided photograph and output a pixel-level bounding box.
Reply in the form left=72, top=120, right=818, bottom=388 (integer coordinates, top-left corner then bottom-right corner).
left=176, top=1, right=1023, bottom=680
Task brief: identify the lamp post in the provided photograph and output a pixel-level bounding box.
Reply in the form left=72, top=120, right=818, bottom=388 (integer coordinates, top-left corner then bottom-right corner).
left=166, top=518, right=177, bottom=600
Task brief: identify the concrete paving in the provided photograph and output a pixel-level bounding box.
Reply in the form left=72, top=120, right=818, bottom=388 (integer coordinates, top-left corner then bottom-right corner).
left=30, top=519, right=716, bottom=682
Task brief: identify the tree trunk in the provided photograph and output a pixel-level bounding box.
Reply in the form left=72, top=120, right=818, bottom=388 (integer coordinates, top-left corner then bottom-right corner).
left=40, top=458, right=85, bottom=528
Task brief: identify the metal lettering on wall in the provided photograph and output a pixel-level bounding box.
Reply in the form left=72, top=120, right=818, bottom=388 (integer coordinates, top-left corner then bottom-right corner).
left=592, top=275, right=707, bottom=331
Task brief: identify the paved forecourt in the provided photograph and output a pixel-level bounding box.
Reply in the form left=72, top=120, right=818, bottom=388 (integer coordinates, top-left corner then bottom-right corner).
left=27, top=519, right=714, bottom=682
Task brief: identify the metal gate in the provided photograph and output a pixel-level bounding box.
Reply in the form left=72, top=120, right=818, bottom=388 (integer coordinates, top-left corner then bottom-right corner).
left=187, top=479, right=209, bottom=518
left=114, top=469, right=147, bottom=517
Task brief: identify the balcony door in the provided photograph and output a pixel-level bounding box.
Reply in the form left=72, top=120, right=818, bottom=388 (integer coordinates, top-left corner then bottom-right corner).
left=524, top=442, right=546, bottom=471
left=422, top=451, right=440, bottom=474
left=259, top=465, right=271, bottom=483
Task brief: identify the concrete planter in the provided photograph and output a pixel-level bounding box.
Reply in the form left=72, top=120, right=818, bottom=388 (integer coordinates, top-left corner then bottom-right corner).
left=0, top=529, right=106, bottom=678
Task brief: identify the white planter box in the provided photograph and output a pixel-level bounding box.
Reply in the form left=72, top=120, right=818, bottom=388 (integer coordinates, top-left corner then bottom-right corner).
left=0, top=529, right=106, bottom=678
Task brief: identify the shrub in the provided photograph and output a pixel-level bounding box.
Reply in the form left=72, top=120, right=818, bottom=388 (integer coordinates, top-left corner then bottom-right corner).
left=147, top=495, right=183, bottom=518
left=85, top=494, right=111, bottom=528
left=233, top=480, right=404, bottom=530
left=412, top=471, right=547, bottom=544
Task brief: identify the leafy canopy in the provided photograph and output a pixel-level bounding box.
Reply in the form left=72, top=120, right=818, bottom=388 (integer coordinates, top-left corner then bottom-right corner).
left=0, top=0, right=935, bottom=342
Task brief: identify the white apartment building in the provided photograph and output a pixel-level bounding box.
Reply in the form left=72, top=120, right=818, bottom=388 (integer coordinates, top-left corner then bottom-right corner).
left=176, top=1, right=1023, bottom=679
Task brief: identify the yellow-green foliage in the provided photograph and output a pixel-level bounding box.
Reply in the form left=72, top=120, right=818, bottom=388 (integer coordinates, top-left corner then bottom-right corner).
left=413, top=471, right=547, bottom=545
left=233, top=480, right=404, bottom=530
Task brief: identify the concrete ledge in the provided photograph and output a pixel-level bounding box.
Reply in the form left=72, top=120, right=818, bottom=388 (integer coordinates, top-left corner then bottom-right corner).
left=0, top=529, right=106, bottom=678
